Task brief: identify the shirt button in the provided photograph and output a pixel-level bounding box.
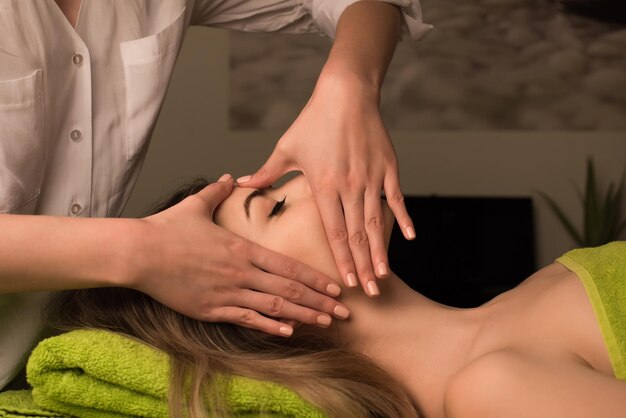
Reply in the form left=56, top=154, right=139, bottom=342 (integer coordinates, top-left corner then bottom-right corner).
left=70, top=129, right=82, bottom=142
left=72, top=53, right=83, bottom=66
left=70, top=203, right=82, bottom=216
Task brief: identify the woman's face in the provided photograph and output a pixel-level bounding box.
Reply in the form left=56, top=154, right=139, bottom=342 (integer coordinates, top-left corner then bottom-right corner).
left=214, top=175, right=395, bottom=282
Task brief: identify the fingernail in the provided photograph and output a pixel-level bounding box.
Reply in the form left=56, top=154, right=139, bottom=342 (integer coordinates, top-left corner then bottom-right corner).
left=346, top=273, right=358, bottom=288
left=334, top=305, right=350, bottom=319
left=237, top=175, right=251, bottom=184
left=406, top=226, right=416, bottom=240
left=367, top=281, right=380, bottom=297
left=317, top=314, right=332, bottom=326
left=279, top=326, right=293, bottom=336
left=326, top=283, right=341, bottom=296
left=218, top=173, right=232, bottom=182
left=377, top=262, right=389, bottom=278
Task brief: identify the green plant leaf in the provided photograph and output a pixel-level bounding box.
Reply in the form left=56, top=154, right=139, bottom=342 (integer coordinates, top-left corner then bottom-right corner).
left=584, top=158, right=604, bottom=246
left=600, top=182, right=617, bottom=244
left=542, top=158, right=625, bottom=247
left=538, top=191, right=583, bottom=245
left=572, top=181, right=584, bottom=205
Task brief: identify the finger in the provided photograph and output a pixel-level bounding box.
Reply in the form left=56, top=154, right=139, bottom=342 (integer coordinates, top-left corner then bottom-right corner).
left=192, top=175, right=235, bottom=215
left=364, top=188, right=390, bottom=279
left=247, top=242, right=343, bottom=298
left=312, top=190, right=359, bottom=288
left=237, top=146, right=293, bottom=189
left=384, top=169, right=415, bottom=241
left=341, top=191, right=379, bottom=297
left=210, top=306, right=294, bottom=337
left=250, top=270, right=350, bottom=320
left=280, top=319, right=299, bottom=328
left=232, top=289, right=333, bottom=328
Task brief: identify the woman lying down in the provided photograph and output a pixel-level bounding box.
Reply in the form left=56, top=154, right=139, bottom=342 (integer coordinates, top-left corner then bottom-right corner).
left=47, top=174, right=626, bottom=418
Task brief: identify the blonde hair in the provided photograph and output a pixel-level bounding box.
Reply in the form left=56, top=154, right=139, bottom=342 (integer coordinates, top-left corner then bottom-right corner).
left=45, top=179, right=419, bottom=418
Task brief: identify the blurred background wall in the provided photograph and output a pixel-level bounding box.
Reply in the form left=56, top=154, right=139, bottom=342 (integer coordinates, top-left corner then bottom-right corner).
left=229, top=1, right=626, bottom=131
left=122, top=26, right=626, bottom=269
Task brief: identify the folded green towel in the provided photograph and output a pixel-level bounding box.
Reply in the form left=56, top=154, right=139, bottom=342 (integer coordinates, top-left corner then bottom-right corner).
left=557, top=241, right=626, bottom=381
left=0, top=329, right=326, bottom=418
left=0, top=391, right=61, bottom=417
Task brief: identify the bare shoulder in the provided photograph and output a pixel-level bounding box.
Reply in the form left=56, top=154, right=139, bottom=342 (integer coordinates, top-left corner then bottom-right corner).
left=488, top=261, right=614, bottom=375
left=444, top=349, right=626, bottom=418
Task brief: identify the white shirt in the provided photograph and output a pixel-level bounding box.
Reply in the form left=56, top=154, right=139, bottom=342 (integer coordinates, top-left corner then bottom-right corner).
left=0, top=0, right=430, bottom=388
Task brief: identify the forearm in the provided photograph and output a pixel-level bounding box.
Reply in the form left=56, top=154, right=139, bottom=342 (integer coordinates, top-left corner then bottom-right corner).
left=0, top=214, right=138, bottom=293
left=318, top=1, right=403, bottom=95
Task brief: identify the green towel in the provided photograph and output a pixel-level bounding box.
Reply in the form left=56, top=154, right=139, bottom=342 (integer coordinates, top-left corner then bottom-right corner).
left=0, top=329, right=326, bottom=418
left=0, top=391, right=61, bottom=417
left=557, top=241, right=626, bottom=381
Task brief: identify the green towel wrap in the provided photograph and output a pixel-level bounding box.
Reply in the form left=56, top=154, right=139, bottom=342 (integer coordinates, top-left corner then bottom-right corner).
left=0, top=329, right=326, bottom=417
left=557, top=241, right=626, bottom=381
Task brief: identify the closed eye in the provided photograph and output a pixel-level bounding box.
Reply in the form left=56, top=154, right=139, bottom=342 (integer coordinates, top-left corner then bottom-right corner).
left=269, top=196, right=286, bottom=218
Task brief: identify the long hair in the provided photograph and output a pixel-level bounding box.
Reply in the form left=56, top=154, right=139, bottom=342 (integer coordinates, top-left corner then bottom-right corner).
left=45, top=179, right=418, bottom=418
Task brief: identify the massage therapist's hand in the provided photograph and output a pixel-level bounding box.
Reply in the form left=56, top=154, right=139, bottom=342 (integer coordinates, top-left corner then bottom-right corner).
left=237, top=75, right=416, bottom=297
left=238, top=2, right=411, bottom=296
left=130, top=175, right=348, bottom=337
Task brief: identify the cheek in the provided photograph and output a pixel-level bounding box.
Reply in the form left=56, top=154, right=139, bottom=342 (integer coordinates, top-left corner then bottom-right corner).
left=260, top=205, right=339, bottom=280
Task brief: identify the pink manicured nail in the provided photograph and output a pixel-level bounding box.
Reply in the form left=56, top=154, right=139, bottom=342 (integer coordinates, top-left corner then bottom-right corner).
left=327, top=283, right=341, bottom=296
left=406, top=226, right=416, bottom=240
left=218, top=173, right=232, bottom=182
left=377, top=262, right=389, bottom=278
left=367, top=281, right=380, bottom=297
left=334, top=305, right=350, bottom=319
left=279, top=326, right=293, bottom=336
left=237, top=175, right=251, bottom=184
left=317, top=315, right=332, bottom=326
left=346, top=273, right=358, bottom=287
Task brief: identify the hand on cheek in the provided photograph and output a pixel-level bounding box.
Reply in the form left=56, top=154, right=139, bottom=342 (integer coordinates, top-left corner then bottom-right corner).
left=237, top=82, right=414, bottom=298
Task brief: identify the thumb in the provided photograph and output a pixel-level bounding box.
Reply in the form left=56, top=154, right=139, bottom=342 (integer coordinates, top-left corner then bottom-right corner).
left=194, top=174, right=234, bottom=214
left=237, top=148, right=292, bottom=189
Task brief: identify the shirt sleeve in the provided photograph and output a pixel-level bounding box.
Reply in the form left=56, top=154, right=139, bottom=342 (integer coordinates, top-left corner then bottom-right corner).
left=191, top=0, right=432, bottom=40
left=306, top=0, right=432, bottom=40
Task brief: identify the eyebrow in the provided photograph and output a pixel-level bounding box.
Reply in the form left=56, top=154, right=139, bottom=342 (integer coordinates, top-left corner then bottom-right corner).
left=244, top=188, right=268, bottom=219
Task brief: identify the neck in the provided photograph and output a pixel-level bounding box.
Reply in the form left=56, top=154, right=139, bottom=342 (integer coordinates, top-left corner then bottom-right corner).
left=55, top=0, right=82, bottom=28
left=335, top=273, right=489, bottom=418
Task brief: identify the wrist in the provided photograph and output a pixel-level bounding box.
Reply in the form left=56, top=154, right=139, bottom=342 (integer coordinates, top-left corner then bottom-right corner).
left=319, top=2, right=401, bottom=97
left=314, top=63, right=382, bottom=108
left=108, top=219, right=151, bottom=289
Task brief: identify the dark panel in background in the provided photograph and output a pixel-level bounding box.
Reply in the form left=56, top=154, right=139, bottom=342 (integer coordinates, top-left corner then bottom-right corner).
left=388, top=196, right=536, bottom=308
